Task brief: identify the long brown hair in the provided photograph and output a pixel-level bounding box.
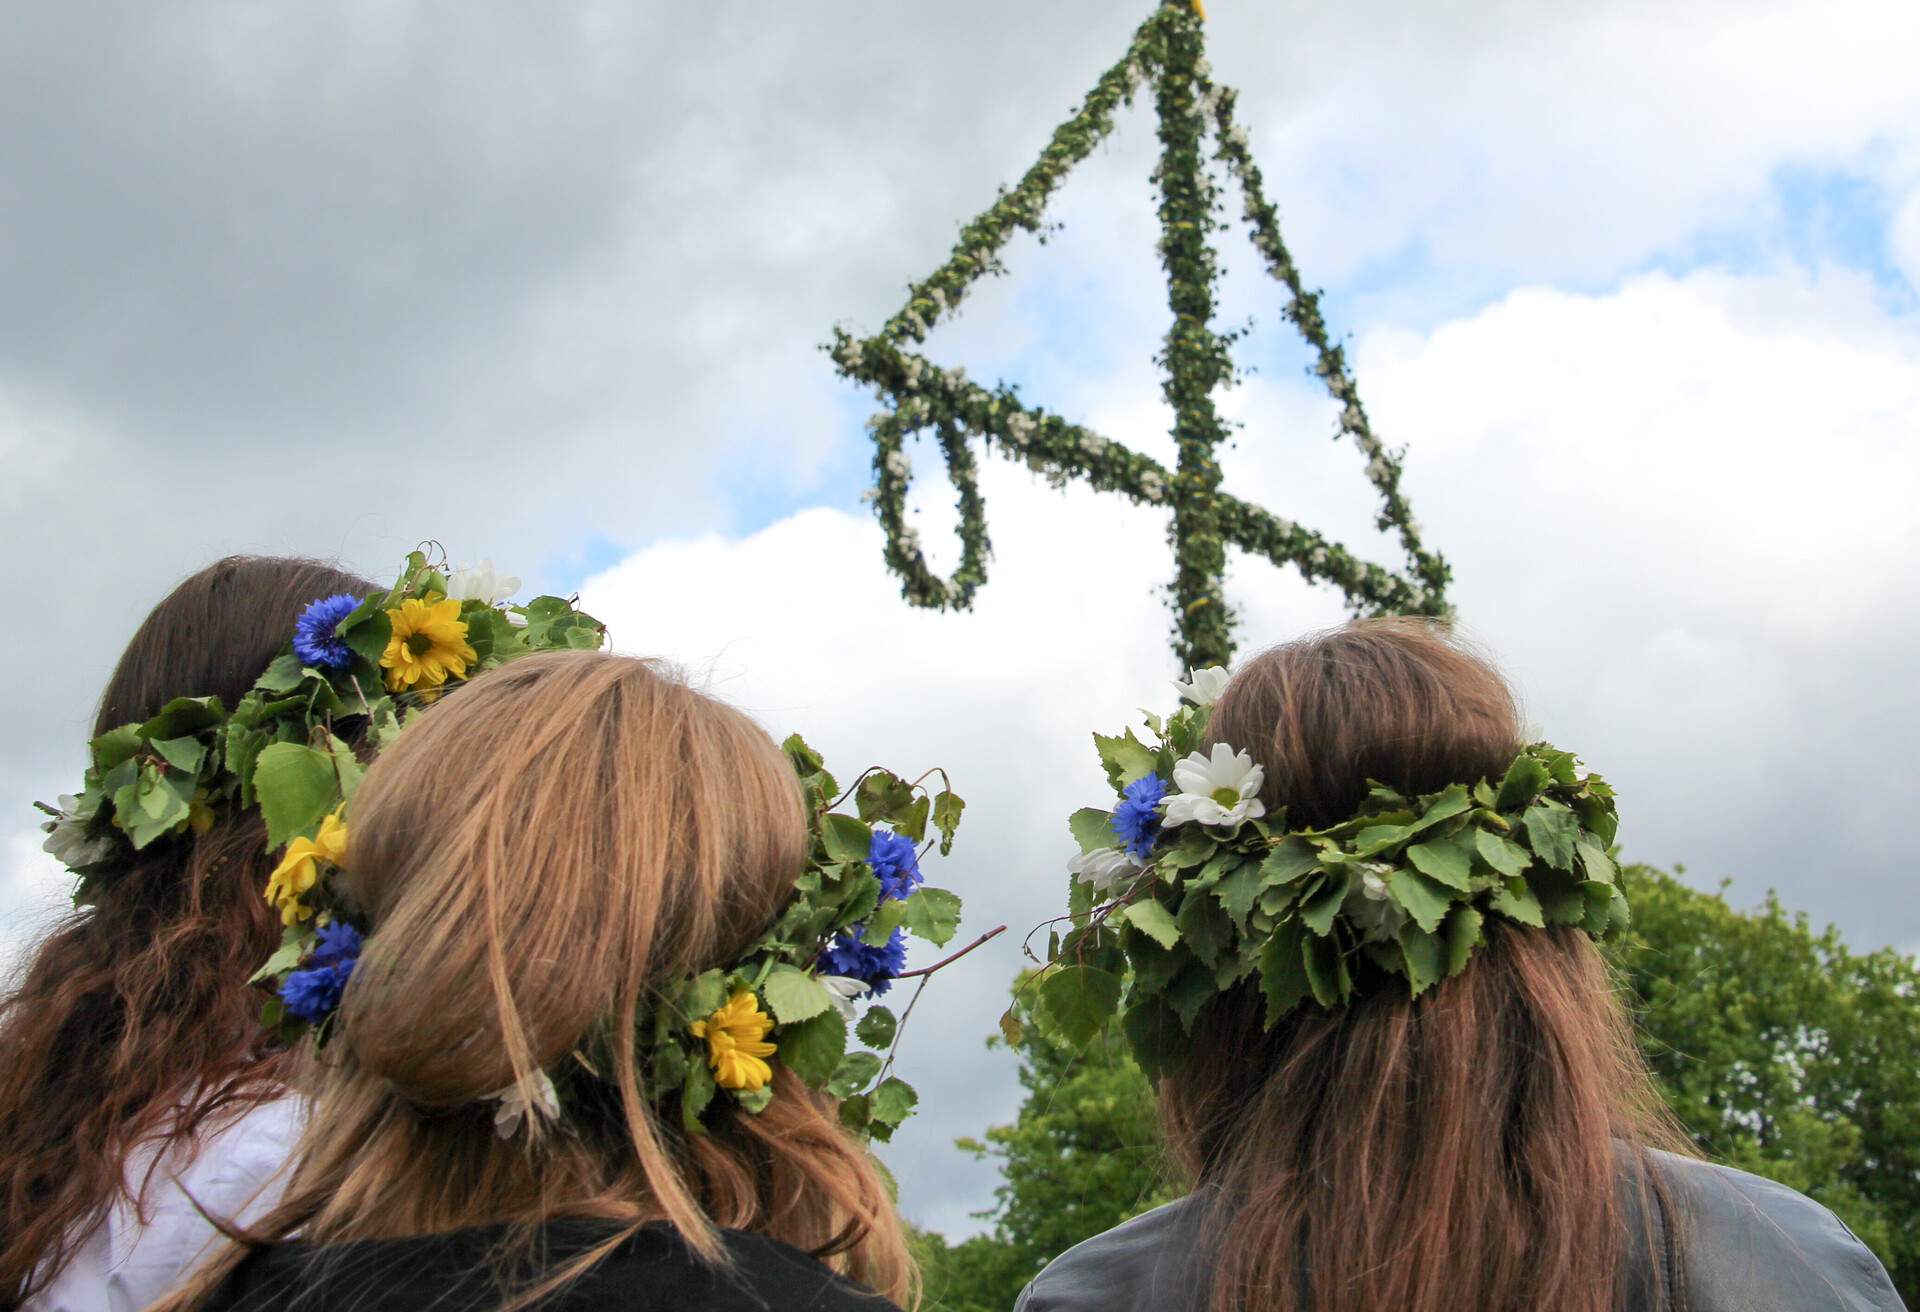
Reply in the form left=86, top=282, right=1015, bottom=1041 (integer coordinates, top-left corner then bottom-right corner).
left=158, top=650, right=914, bottom=1311
left=1160, top=618, right=1689, bottom=1312
left=0, top=555, right=378, bottom=1305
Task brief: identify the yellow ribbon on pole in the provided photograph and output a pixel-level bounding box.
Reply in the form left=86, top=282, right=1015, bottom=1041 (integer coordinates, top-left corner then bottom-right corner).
left=1191, top=0, right=1207, bottom=17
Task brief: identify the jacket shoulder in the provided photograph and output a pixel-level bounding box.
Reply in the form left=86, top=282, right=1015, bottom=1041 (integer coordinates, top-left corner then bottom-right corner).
left=1015, top=1196, right=1209, bottom=1312
left=1646, top=1151, right=1906, bottom=1312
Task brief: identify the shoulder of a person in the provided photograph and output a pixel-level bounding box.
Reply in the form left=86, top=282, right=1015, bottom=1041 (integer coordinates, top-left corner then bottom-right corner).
left=1645, top=1150, right=1905, bottom=1311
left=1015, top=1196, right=1208, bottom=1312
left=561, top=1224, right=897, bottom=1311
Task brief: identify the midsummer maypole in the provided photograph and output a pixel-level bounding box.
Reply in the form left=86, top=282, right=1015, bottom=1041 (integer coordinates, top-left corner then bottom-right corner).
left=828, top=0, right=1450, bottom=671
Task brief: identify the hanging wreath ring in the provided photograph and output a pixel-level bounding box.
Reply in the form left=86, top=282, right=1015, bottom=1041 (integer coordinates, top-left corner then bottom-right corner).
left=868, top=401, right=992, bottom=612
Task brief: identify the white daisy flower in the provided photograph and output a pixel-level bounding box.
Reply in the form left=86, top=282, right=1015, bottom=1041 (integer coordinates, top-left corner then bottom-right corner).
left=447, top=561, right=521, bottom=606
left=1068, top=846, right=1143, bottom=896
left=491, top=1070, right=560, bottom=1140
left=1172, top=666, right=1232, bottom=707
left=819, top=975, right=872, bottom=1022
left=41, top=795, right=117, bottom=869
left=1161, top=744, right=1266, bottom=829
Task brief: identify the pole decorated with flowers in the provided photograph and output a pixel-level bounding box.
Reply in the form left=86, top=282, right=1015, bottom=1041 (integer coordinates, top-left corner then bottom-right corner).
left=828, top=0, right=1450, bottom=671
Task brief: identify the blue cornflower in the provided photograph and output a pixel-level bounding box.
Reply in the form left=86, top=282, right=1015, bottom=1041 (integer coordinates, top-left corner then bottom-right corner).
left=279, top=959, right=351, bottom=1023
left=1110, top=774, right=1169, bottom=859
left=310, top=920, right=363, bottom=967
left=817, top=927, right=908, bottom=997
left=279, top=921, right=363, bottom=1024
left=868, top=828, right=923, bottom=903
left=292, top=593, right=363, bottom=670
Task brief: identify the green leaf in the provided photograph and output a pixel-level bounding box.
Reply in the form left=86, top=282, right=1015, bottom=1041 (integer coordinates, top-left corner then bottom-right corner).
left=1475, top=828, right=1532, bottom=878
left=1388, top=868, right=1455, bottom=934
left=838, top=1093, right=872, bottom=1136
left=1399, top=924, right=1444, bottom=996
left=1301, top=932, right=1349, bottom=1007
left=1443, top=904, right=1484, bottom=976
left=762, top=966, right=833, bottom=1024
left=871, top=1077, right=918, bottom=1126
left=338, top=598, right=393, bottom=670
left=1299, top=872, right=1351, bottom=938
left=1406, top=834, right=1473, bottom=891
left=1120, top=996, right=1183, bottom=1081
left=1576, top=834, right=1617, bottom=885
left=1532, top=868, right=1588, bottom=926
left=1040, top=965, right=1122, bottom=1048
left=1211, top=860, right=1264, bottom=926
left=1355, top=823, right=1412, bottom=855
left=1120, top=898, right=1181, bottom=950
left=1093, top=729, right=1158, bottom=790
left=1522, top=802, right=1580, bottom=871
left=136, top=696, right=225, bottom=742
left=776, top=1010, right=847, bottom=1087
left=931, top=790, right=964, bottom=856
left=901, top=886, right=963, bottom=947
left=254, top=652, right=308, bottom=693
left=679, top=969, right=729, bottom=1023
left=247, top=924, right=314, bottom=985
left=828, top=1050, right=883, bottom=1099
left=781, top=733, right=825, bottom=778
left=1260, top=837, right=1321, bottom=884
left=1070, top=807, right=1117, bottom=854
left=1409, top=782, right=1472, bottom=832
left=821, top=814, right=872, bottom=864
left=253, top=743, right=341, bottom=850
left=150, top=735, right=208, bottom=777
left=856, top=772, right=916, bottom=825
left=1176, top=892, right=1234, bottom=966
left=1491, top=879, right=1545, bottom=927
left=860, top=897, right=910, bottom=947
left=680, top=1059, right=715, bottom=1134
left=1258, top=920, right=1310, bottom=1023
left=90, top=724, right=143, bottom=773
left=1167, top=960, right=1216, bottom=1030
left=732, top=1084, right=774, bottom=1115
left=854, top=1006, right=897, bottom=1048
left=895, top=795, right=930, bottom=845
left=1495, top=753, right=1551, bottom=810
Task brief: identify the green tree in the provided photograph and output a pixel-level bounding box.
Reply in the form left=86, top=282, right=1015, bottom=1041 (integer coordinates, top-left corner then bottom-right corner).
left=919, top=868, right=1920, bottom=1308
left=916, top=984, right=1180, bottom=1311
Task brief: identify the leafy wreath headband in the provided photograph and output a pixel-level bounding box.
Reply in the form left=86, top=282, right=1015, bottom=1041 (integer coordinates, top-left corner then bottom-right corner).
left=36, top=548, right=986, bottom=1140
left=1023, top=667, right=1629, bottom=1080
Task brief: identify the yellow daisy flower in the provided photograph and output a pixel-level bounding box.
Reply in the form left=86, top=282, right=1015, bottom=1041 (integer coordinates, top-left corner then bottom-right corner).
left=689, top=989, right=778, bottom=1091
left=265, top=811, right=348, bottom=926
left=380, top=596, right=478, bottom=698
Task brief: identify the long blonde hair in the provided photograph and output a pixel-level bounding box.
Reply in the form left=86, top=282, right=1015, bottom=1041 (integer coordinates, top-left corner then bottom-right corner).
left=158, top=650, right=913, bottom=1310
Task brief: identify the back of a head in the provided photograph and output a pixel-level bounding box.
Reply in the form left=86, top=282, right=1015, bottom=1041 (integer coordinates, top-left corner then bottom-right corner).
left=0, top=555, right=378, bottom=1305
left=1162, top=618, right=1681, bottom=1312
left=162, top=651, right=910, bottom=1310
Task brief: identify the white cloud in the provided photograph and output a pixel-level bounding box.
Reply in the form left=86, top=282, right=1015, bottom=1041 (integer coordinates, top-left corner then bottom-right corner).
left=0, top=830, right=71, bottom=987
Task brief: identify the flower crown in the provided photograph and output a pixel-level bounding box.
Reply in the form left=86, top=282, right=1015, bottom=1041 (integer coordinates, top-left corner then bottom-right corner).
left=35, top=548, right=606, bottom=1034
left=1022, top=667, right=1628, bottom=1080
left=388, top=739, right=975, bottom=1143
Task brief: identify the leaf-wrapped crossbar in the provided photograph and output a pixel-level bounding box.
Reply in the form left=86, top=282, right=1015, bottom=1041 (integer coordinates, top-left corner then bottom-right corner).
left=1039, top=716, right=1626, bottom=1080
left=827, top=0, right=1449, bottom=669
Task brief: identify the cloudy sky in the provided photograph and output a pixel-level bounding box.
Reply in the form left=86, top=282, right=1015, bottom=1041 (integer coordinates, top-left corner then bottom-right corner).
left=3, top=0, right=1917, bottom=1237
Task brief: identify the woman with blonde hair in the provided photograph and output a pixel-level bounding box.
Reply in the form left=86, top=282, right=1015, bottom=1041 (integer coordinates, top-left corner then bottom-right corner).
left=1021, top=619, right=1902, bottom=1312
left=1, top=556, right=377, bottom=1311
left=160, top=650, right=914, bottom=1311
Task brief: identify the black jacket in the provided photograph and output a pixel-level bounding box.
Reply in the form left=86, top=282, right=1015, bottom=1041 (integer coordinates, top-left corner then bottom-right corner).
left=1014, top=1150, right=1905, bottom=1311
left=199, top=1221, right=899, bottom=1312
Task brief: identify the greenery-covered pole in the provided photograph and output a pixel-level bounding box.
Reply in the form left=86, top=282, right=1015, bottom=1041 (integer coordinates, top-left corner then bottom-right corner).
left=1148, top=3, right=1234, bottom=668
left=828, top=1, right=1450, bottom=670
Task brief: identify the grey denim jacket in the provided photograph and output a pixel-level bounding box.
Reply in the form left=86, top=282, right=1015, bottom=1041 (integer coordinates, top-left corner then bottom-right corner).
left=1014, top=1151, right=1905, bottom=1312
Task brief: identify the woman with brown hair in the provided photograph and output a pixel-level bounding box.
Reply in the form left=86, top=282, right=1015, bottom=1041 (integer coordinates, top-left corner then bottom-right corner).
left=157, top=650, right=912, bottom=1312
left=1, top=556, right=379, bottom=1310
left=1020, top=619, right=1902, bottom=1312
